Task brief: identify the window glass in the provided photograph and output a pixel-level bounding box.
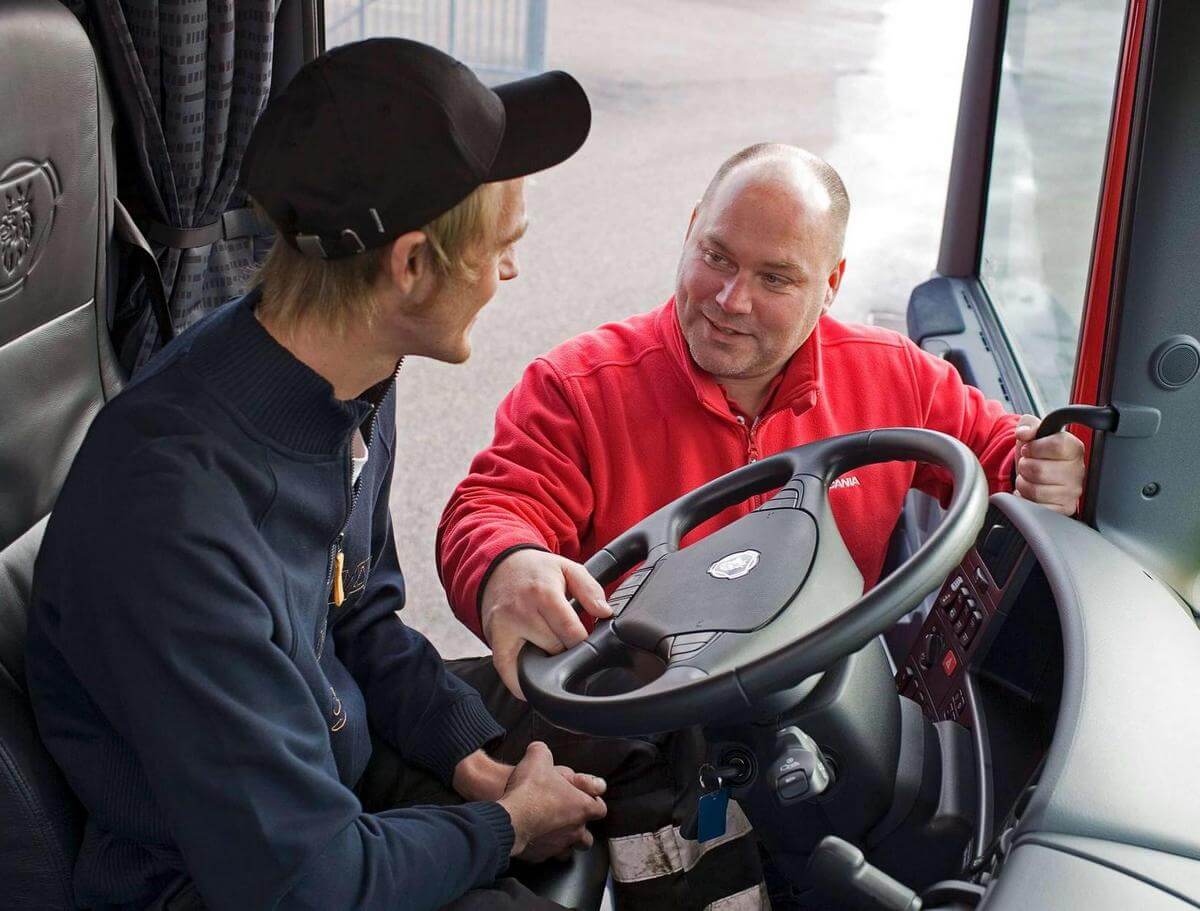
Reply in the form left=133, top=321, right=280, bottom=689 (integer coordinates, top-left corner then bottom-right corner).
left=325, top=0, right=548, bottom=81
left=979, top=0, right=1128, bottom=412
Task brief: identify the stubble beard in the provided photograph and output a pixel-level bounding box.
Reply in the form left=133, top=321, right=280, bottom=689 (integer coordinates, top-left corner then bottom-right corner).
left=684, top=325, right=768, bottom=381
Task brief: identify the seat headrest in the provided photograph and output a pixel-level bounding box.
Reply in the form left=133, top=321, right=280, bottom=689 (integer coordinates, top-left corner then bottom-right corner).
left=0, top=0, right=122, bottom=553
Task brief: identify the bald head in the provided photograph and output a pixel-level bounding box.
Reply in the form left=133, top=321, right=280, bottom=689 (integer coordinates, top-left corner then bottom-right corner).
left=698, top=143, right=850, bottom=266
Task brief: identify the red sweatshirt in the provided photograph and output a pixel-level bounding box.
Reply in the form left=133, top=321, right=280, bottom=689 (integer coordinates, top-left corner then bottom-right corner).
left=438, top=300, right=1018, bottom=640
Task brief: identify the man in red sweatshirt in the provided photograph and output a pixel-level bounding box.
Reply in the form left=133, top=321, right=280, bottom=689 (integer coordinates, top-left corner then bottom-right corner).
left=437, top=143, right=1085, bottom=908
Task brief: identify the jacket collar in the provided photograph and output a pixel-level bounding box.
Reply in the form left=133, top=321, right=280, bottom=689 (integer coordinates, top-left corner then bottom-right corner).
left=656, top=297, right=822, bottom=422
left=185, top=289, right=375, bottom=455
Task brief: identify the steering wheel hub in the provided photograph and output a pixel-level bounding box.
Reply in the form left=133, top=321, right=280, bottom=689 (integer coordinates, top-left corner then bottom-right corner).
left=613, top=506, right=818, bottom=651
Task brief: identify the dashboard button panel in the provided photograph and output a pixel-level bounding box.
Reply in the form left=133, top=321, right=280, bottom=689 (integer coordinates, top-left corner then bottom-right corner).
left=895, top=530, right=1029, bottom=728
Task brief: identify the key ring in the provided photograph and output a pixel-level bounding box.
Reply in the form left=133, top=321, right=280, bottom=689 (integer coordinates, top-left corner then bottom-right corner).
left=698, top=763, right=724, bottom=792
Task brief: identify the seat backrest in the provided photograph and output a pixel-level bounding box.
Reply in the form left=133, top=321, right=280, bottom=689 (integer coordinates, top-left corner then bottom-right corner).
left=0, top=0, right=124, bottom=906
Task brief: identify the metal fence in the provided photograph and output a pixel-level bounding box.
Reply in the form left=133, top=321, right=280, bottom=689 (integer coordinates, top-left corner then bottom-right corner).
left=324, top=0, right=548, bottom=79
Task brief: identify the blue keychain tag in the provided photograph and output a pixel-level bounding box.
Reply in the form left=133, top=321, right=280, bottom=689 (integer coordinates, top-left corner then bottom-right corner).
left=696, top=787, right=729, bottom=843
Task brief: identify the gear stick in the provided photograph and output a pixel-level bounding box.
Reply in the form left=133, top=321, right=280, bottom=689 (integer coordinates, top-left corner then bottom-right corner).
left=808, top=836, right=922, bottom=910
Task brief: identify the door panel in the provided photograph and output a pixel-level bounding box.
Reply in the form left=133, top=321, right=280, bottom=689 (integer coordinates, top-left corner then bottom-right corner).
left=907, top=275, right=1029, bottom=414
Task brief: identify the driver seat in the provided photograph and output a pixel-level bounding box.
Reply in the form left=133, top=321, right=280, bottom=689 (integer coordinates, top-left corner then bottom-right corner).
left=0, top=0, right=125, bottom=906
left=0, top=5, right=613, bottom=910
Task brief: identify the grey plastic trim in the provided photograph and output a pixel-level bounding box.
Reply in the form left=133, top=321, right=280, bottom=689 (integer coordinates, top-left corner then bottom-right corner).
left=510, top=840, right=611, bottom=910
left=915, top=279, right=1018, bottom=411
left=990, top=494, right=1200, bottom=863
left=1015, top=834, right=1200, bottom=907
left=979, top=842, right=1196, bottom=910
left=1091, top=0, right=1200, bottom=605
left=909, top=276, right=1038, bottom=417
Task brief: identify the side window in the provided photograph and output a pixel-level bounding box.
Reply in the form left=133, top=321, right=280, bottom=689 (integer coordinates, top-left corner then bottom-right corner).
left=979, top=0, right=1128, bottom=412
left=323, top=0, right=548, bottom=79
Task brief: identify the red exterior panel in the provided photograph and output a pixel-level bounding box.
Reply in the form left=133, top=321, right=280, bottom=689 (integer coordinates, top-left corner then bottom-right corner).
left=1071, top=0, right=1149, bottom=452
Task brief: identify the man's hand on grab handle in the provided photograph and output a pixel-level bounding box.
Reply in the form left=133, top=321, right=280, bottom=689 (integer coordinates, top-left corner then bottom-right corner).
left=1013, top=414, right=1086, bottom=515
left=498, top=742, right=608, bottom=861
left=481, top=549, right=612, bottom=700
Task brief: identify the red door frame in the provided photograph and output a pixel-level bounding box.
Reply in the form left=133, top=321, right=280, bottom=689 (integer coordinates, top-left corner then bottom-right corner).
left=1070, top=0, right=1150, bottom=463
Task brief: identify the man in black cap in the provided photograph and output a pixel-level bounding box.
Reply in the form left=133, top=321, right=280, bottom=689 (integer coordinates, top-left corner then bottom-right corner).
left=27, top=39, right=604, bottom=911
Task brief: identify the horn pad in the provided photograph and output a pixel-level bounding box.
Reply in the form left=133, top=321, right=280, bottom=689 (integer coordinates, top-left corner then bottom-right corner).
left=612, top=508, right=818, bottom=652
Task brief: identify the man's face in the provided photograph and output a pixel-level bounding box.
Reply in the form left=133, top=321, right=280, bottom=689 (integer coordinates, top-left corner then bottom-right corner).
left=410, top=178, right=528, bottom=364
left=675, top=169, right=843, bottom=384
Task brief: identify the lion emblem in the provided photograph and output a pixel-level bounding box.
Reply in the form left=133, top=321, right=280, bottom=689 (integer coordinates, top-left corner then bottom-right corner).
left=1, top=183, right=34, bottom=275
left=0, top=159, right=59, bottom=301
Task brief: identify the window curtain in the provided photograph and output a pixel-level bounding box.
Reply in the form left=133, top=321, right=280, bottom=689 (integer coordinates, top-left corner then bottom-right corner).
left=82, top=0, right=279, bottom=371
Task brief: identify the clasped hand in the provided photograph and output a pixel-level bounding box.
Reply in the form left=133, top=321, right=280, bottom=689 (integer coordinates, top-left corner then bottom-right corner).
left=454, top=744, right=607, bottom=861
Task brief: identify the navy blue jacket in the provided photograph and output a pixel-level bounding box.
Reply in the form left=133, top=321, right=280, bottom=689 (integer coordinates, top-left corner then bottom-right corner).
left=26, top=292, right=512, bottom=910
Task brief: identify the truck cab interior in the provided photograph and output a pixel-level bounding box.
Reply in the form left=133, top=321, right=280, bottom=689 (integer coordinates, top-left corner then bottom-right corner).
left=1, top=1, right=1198, bottom=909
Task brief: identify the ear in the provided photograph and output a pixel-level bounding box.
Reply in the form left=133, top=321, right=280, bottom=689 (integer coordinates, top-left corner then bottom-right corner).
left=822, top=258, right=847, bottom=313
left=384, top=230, right=431, bottom=296
left=684, top=204, right=700, bottom=241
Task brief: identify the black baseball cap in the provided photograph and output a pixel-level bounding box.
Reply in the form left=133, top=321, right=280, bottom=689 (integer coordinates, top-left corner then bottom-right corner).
left=242, top=38, right=591, bottom=259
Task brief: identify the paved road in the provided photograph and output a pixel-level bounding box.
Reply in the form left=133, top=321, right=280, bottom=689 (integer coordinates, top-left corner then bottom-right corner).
left=390, top=0, right=971, bottom=658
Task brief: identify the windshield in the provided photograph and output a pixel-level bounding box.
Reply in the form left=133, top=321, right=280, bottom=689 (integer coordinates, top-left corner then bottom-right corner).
left=978, top=0, right=1128, bottom=413
left=320, top=0, right=971, bottom=657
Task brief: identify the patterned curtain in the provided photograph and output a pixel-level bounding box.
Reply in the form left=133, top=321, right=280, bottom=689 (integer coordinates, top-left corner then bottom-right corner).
left=83, top=0, right=278, bottom=370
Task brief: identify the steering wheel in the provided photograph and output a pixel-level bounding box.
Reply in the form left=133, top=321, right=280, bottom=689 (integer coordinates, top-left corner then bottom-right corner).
left=518, top=428, right=989, bottom=736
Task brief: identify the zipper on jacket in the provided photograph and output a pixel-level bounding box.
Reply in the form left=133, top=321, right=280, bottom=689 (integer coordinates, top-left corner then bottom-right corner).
left=749, top=417, right=763, bottom=507
left=317, top=462, right=356, bottom=657
left=325, top=391, right=385, bottom=599
left=735, top=414, right=763, bottom=463
left=317, top=452, right=359, bottom=657
left=315, top=531, right=339, bottom=659
left=316, top=368, right=396, bottom=659
left=736, top=414, right=770, bottom=509
left=748, top=415, right=762, bottom=462
left=330, top=535, right=347, bottom=608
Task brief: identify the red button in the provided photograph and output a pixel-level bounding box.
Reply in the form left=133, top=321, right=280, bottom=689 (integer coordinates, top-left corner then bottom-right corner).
left=941, top=649, right=958, bottom=676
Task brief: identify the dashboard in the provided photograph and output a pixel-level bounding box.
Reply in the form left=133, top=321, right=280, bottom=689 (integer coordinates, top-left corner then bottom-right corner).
left=896, top=505, right=1041, bottom=725
left=896, top=504, right=1064, bottom=860
left=884, top=494, right=1200, bottom=909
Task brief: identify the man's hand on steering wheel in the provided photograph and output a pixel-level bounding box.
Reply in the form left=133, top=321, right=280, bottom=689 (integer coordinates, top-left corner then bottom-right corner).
left=482, top=549, right=612, bottom=700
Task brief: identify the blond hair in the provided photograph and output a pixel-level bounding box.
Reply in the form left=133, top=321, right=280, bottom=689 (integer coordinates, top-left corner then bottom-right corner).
left=254, top=181, right=504, bottom=331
